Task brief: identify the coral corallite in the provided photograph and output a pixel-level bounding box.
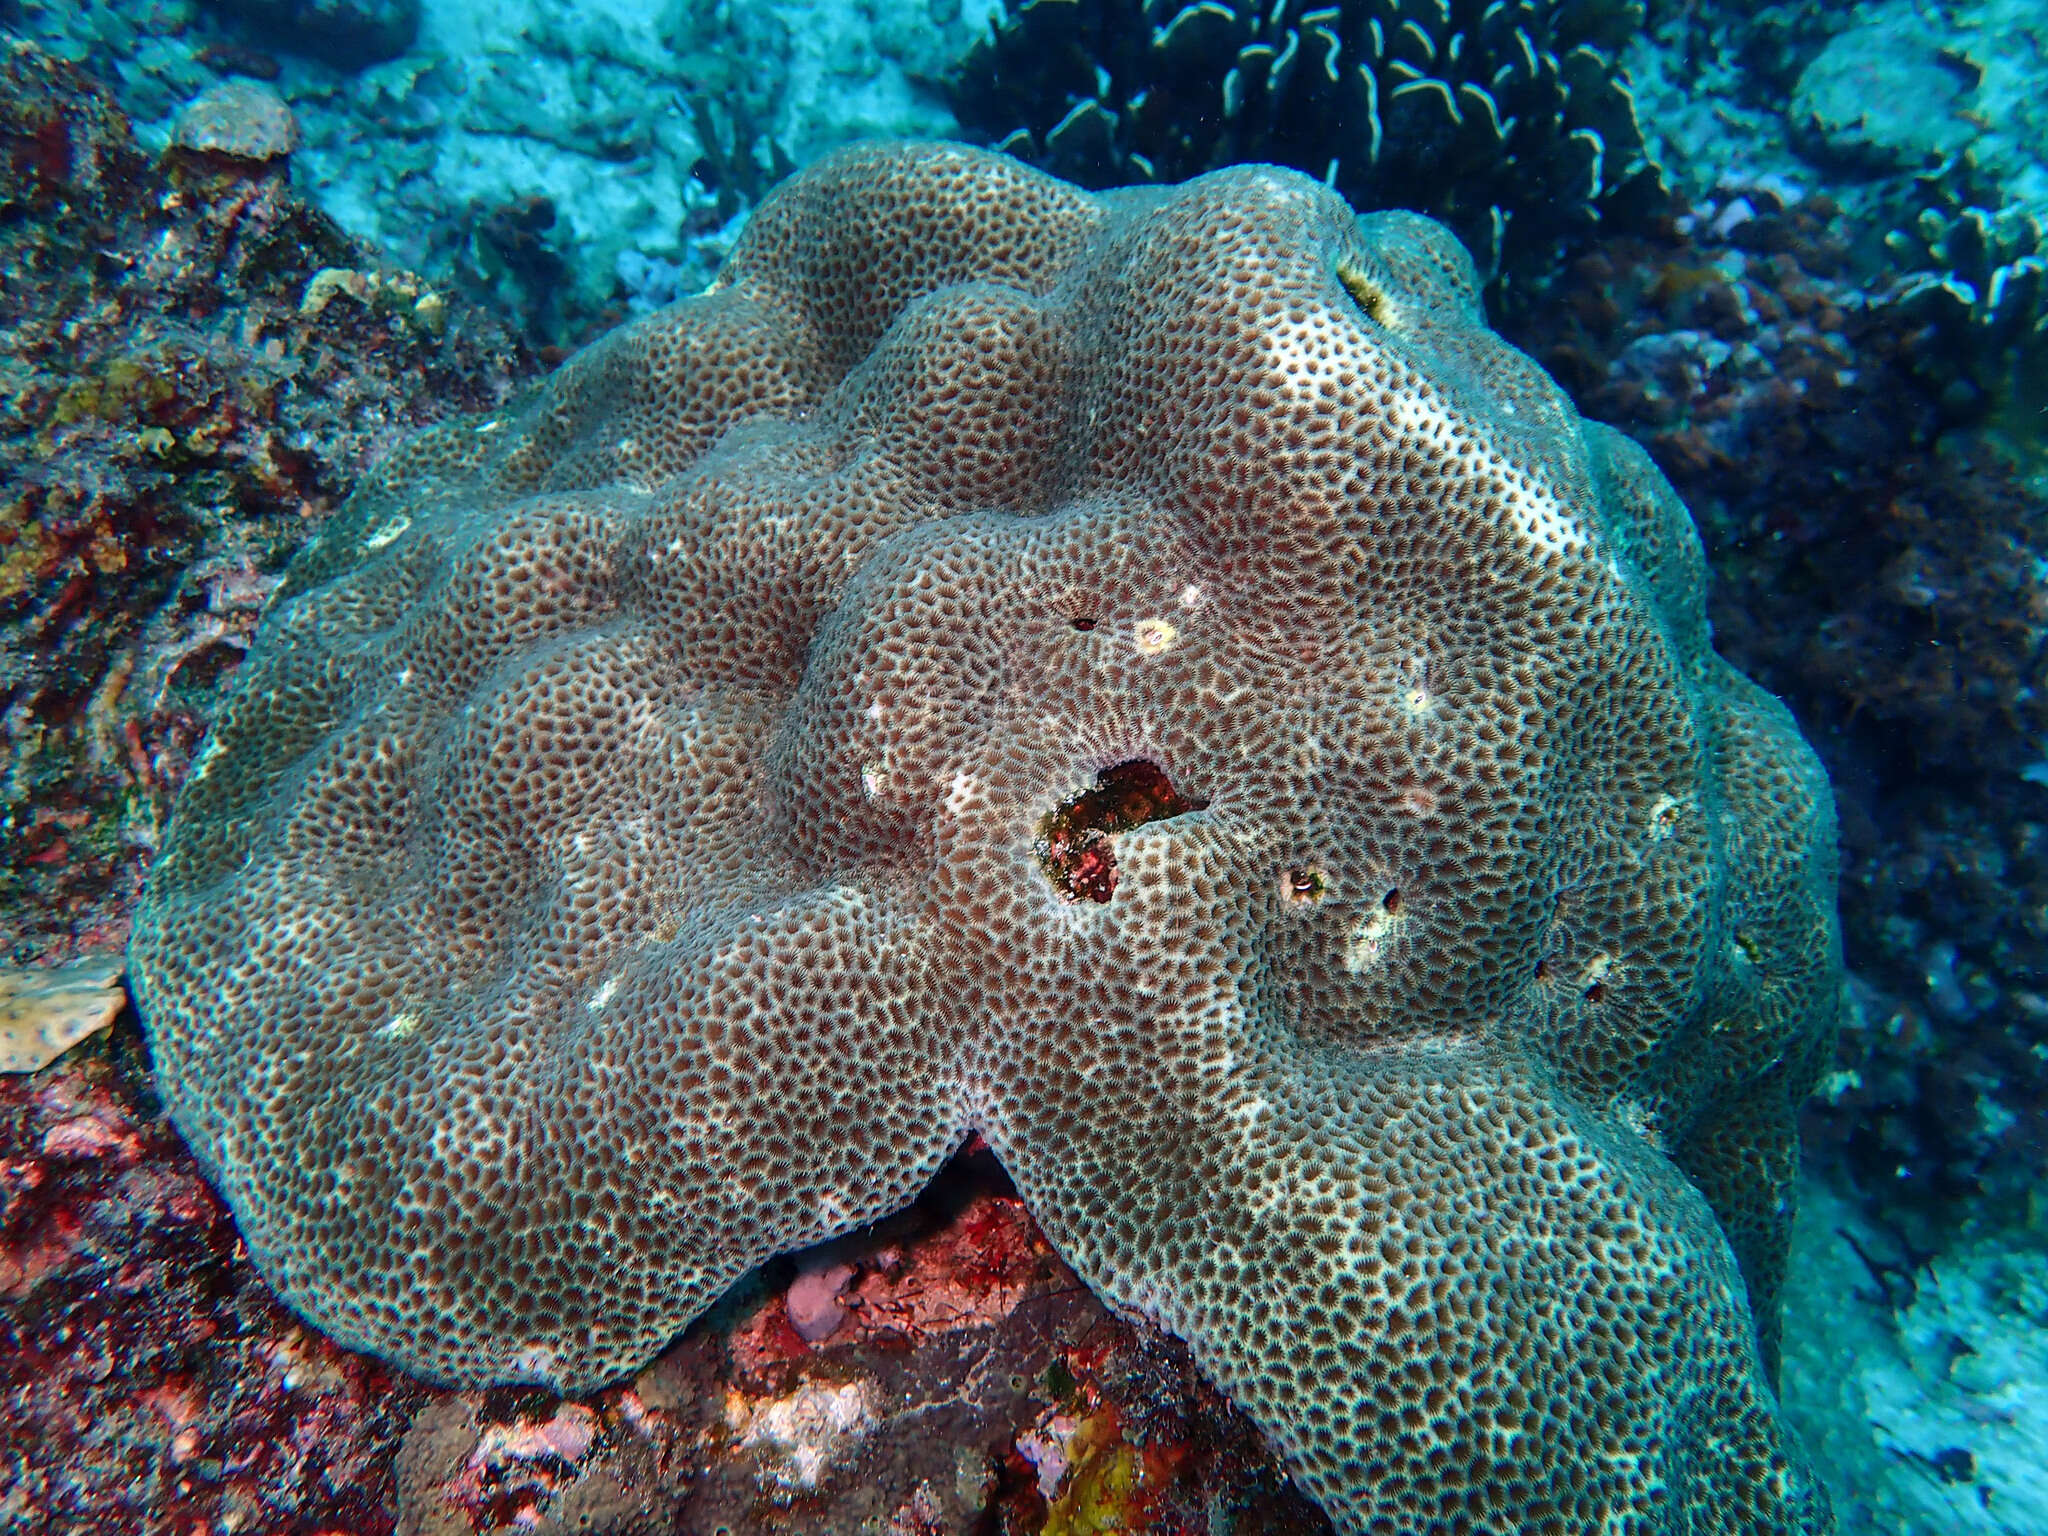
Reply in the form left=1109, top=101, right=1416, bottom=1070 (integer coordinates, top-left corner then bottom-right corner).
left=128, top=142, right=1842, bottom=1533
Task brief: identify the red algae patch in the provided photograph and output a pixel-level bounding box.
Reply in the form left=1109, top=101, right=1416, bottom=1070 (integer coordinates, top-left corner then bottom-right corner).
left=1035, top=759, right=1209, bottom=904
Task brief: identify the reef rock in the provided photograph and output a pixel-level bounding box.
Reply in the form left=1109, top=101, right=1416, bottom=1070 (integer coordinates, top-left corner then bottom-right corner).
left=1789, top=14, right=1979, bottom=173
left=130, top=141, right=1840, bottom=1533
left=172, top=78, right=300, bottom=163
left=0, top=958, right=125, bottom=1075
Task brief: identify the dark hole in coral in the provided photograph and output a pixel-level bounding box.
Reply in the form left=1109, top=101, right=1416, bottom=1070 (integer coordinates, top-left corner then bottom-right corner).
left=1070, top=615, right=1098, bottom=632
left=1035, top=759, right=1207, bottom=904
left=1585, top=982, right=1608, bottom=1004
left=166, top=638, right=245, bottom=693
left=1929, top=1445, right=1977, bottom=1484
left=1381, top=887, right=1402, bottom=914
left=1534, top=958, right=1551, bottom=981
left=478, top=1384, right=563, bottom=1423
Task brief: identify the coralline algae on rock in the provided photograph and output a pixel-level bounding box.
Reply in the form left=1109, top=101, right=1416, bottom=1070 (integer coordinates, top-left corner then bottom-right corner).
left=130, top=141, right=1841, bottom=1533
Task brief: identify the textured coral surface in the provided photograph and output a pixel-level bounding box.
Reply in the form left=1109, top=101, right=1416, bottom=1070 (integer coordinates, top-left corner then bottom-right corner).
left=2, top=1041, right=1323, bottom=1535
left=129, top=142, right=1840, bottom=1532
left=1516, top=190, right=2048, bottom=1221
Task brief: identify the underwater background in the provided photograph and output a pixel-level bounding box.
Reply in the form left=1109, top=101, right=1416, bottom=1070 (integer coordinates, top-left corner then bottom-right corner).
left=0, top=0, right=2044, bottom=1532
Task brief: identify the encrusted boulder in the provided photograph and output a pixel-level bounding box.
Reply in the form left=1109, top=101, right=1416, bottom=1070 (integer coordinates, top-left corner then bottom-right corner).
left=131, top=141, right=1839, bottom=1533
left=172, top=79, right=301, bottom=163
left=1788, top=14, right=1979, bottom=173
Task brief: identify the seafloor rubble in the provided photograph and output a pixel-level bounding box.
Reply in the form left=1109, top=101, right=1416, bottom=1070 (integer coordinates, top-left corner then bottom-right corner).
left=1, top=9, right=2045, bottom=1533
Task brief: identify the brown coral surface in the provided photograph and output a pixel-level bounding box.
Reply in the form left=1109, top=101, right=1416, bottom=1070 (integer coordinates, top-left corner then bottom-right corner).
left=129, top=141, right=1841, bottom=1534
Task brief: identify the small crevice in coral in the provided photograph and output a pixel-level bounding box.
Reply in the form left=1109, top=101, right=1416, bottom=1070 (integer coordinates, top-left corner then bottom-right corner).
left=1285, top=866, right=1328, bottom=903
left=1035, top=759, right=1209, bottom=904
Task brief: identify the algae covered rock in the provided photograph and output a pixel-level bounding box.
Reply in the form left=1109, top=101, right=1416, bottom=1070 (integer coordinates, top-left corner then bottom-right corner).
left=131, top=141, right=1840, bottom=1533
left=0, top=957, right=125, bottom=1075
left=1789, top=15, right=1978, bottom=172
left=172, top=78, right=300, bottom=162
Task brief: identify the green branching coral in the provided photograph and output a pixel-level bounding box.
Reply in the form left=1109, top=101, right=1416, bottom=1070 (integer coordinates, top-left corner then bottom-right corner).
left=947, top=0, right=1667, bottom=294
left=1884, top=178, right=2048, bottom=433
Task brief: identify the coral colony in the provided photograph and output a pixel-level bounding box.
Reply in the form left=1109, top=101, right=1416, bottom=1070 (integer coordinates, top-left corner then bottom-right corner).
left=130, top=143, right=1838, bottom=1533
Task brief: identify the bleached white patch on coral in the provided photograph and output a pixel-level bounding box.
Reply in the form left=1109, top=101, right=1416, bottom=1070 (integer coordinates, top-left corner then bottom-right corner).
left=1345, top=904, right=1403, bottom=972
left=505, top=1343, right=561, bottom=1385
left=946, top=771, right=980, bottom=816
left=1387, top=389, right=1585, bottom=558
left=1132, top=616, right=1178, bottom=655
left=379, top=1009, right=422, bottom=1040
left=362, top=515, right=410, bottom=551
left=1394, top=659, right=1438, bottom=722
left=733, top=1379, right=879, bottom=1491
left=1646, top=792, right=1686, bottom=843
left=187, top=733, right=226, bottom=783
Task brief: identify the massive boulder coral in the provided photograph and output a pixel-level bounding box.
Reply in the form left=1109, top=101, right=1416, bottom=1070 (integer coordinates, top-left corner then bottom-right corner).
left=130, top=141, right=1839, bottom=1532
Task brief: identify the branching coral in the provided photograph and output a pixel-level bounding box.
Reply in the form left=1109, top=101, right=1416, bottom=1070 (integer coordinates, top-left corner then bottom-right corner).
left=947, top=0, right=1667, bottom=292
left=1883, top=168, right=2048, bottom=429
left=130, top=141, right=1837, bottom=1534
